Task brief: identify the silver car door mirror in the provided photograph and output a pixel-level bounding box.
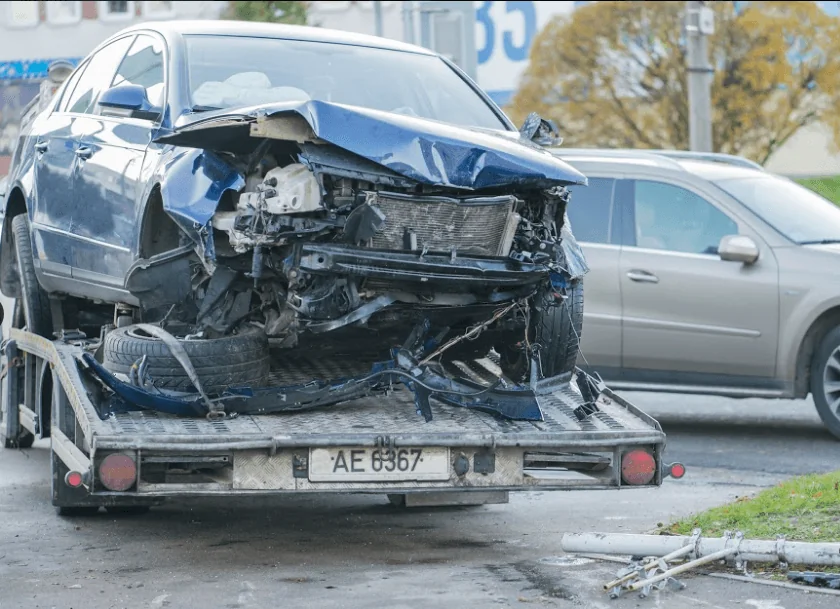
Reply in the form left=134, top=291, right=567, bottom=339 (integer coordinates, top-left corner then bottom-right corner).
left=718, top=234, right=759, bottom=264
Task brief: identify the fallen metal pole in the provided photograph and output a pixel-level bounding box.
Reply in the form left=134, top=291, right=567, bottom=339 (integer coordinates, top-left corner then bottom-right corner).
left=626, top=547, right=737, bottom=592
left=562, top=532, right=840, bottom=567
left=603, top=544, right=695, bottom=591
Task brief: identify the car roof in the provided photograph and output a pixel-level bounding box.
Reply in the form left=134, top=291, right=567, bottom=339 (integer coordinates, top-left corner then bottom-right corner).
left=118, top=20, right=436, bottom=56
left=675, top=159, right=770, bottom=181
left=551, top=148, right=687, bottom=171
left=550, top=147, right=769, bottom=181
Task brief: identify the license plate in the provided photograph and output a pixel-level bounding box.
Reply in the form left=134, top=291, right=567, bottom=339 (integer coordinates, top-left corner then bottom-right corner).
left=308, top=447, right=450, bottom=482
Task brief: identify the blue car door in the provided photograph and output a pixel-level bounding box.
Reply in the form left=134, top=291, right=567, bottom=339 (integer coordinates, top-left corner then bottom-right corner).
left=32, top=35, right=136, bottom=294
left=71, top=34, right=164, bottom=293
left=29, top=70, right=87, bottom=283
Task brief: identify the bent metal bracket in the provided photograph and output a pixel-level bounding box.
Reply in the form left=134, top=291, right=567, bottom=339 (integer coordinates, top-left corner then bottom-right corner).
left=81, top=349, right=547, bottom=423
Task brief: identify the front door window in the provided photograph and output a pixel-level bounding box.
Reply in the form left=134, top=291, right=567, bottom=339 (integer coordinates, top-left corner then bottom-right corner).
left=632, top=180, right=738, bottom=255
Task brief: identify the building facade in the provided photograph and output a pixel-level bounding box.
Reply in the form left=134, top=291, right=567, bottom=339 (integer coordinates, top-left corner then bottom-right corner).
left=0, top=0, right=225, bottom=173
left=2, top=1, right=840, bottom=176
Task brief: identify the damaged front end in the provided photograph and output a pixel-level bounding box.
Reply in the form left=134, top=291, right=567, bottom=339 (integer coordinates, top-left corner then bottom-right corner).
left=118, top=101, right=589, bottom=419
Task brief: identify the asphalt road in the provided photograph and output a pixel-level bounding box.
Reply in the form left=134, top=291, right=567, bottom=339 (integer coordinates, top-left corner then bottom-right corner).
left=1, top=394, right=839, bottom=609
left=635, top=392, right=840, bottom=476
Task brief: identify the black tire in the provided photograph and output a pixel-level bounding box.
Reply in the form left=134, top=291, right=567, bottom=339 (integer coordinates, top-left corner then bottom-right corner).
left=4, top=431, right=34, bottom=450
left=810, top=325, right=840, bottom=440
left=57, top=506, right=100, bottom=517
left=2, top=425, right=34, bottom=449
left=2, top=301, right=35, bottom=449
left=11, top=214, right=52, bottom=337
left=498, top=280, right=584, bottom=382
left=102, top=325, right=271, bottom=395
left=105, top=505, right=151, bottom=516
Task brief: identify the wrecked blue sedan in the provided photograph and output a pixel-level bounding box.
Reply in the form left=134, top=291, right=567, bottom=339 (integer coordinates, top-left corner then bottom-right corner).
left=1, top=21, right=589, bottom=418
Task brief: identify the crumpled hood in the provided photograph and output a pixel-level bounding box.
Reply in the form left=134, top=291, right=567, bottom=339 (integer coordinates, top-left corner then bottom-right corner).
left=157, top=100, right=587, bottom=190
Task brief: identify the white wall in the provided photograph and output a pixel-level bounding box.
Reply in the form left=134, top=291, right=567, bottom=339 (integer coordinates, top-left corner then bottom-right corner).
left=309, top=1, right=579, bottom=105
left=309, top=1, right=404, bottom=40
left=765, top=123, right=840, bottom=177
left=0, top=1, right=226, bottom=62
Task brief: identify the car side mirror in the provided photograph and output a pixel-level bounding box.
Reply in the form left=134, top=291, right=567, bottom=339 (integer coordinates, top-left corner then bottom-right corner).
left=519, top=112, right=563, bottom=147
left=98, top=84, right=160, bottom=121
left=718, top=234, right=759, bottom=264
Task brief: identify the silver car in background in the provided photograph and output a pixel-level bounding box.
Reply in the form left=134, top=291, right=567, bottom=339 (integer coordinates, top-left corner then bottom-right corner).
left=554, top=149, right=840, bottom=440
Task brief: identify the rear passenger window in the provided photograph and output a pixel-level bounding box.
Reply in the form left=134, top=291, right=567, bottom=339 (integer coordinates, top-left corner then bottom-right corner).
left=61, top=36, right=134, bottom=114
left=566, top=178, right=615, bottom=244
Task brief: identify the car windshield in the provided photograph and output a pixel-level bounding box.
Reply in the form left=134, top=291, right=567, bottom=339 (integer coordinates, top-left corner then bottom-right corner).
left=184, top=35, right=507, bottom=131
left=715, top=175, right=840, bottom=244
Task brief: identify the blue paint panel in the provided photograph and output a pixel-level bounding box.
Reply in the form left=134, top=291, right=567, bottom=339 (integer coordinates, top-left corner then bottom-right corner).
left=157, top=148, right=246, bottom=250
left=158, top=99, right=588, bottom=190
left=0, top=58, right=81, bottom=81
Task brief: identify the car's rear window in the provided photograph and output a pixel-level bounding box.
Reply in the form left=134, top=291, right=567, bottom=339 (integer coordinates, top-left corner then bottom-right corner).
left=183, top=35, right=507, bottom=131
left=715, top=175, right=840, bottom=244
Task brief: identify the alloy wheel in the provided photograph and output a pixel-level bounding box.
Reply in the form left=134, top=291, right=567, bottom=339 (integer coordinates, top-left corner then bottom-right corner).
left=823, top=345, right=840, bottom=420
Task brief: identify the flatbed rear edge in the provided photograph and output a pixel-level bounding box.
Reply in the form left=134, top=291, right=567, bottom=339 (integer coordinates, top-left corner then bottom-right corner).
left=3, top=328, right=671, bottom=506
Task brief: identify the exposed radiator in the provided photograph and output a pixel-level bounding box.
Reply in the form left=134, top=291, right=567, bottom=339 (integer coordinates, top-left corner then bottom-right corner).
left=368, top=191, right=518, bottom=257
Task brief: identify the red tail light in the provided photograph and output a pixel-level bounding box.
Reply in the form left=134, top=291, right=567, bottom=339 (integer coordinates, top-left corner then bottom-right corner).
left=64, top=471, right=84, bottom=488
left=99, top=454, right=137, bottom=491
left=621, top=449, right=656, bottom=485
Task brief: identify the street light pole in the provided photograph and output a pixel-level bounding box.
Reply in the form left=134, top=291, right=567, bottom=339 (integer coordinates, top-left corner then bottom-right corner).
left=373, top=1, right=383, bottom=37
left=402, top=1, right=416, bottom=44
left=685, top=1, right=714, bottom=152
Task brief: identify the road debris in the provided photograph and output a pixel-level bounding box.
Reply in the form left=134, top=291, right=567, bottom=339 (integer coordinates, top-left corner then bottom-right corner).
left=562, top=530, right=840, bottom=566
left=562, top=528, right=840, bottom=600
left=599, top=529, right=744, bottom=599
left=786, top=571, right=840, bottom=590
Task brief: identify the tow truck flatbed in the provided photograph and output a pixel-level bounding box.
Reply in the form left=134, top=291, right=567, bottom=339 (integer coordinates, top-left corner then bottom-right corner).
left=2, top=327, right=669, bottom=511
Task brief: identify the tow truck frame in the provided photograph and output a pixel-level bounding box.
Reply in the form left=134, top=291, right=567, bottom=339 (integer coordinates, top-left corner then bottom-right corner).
left=1, top=325, right=671, bottom=513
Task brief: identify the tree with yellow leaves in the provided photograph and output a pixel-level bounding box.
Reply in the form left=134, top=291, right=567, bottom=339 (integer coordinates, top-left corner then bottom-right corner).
left=509, top=1, right=840, bottom=164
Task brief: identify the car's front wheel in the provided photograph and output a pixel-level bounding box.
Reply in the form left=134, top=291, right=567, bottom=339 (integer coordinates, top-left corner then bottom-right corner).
left=811, top=325, right=840, bottom=440
left=497, top=279, right=584, bottom=382
left=11, top=214, right=53, bottom=337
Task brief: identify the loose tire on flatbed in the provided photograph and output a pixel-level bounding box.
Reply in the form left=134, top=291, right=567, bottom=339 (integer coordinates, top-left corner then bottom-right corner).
left=102, top=325, right=271, bottom=395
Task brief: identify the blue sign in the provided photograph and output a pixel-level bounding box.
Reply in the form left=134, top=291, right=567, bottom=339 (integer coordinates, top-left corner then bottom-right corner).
left=0, top=58, right=81, bottom=81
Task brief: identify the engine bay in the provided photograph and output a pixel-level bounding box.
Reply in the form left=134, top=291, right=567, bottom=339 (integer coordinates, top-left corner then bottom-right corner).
left=124, top=114, right=589, bottom=366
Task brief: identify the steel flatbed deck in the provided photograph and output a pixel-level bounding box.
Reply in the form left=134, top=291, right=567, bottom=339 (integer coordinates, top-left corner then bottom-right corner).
left=2, top=327, right=669, bottom=511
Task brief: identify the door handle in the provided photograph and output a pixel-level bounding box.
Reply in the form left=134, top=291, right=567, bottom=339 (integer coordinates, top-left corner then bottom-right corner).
left=75, top=146, right=92, bottom=160
left=34, top=141, right=48, bottom=154
left=626, top=269, right=659, bottom=284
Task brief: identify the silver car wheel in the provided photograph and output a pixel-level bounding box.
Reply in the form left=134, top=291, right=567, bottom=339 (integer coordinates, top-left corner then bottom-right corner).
left=823, top=345, right=840, bottom=419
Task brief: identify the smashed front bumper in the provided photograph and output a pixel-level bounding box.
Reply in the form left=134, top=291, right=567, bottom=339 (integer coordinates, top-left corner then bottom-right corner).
left=293, top=243, right=549, bottom=287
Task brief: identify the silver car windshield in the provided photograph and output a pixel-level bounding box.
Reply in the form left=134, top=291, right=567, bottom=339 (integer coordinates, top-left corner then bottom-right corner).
left=715, top=175, right=840, bottom=244
left=184, top=35, right=507, bottom=131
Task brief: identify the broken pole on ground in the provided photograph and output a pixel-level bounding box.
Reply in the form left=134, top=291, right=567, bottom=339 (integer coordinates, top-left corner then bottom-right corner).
left=562, top=531, right=840, bottom=567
